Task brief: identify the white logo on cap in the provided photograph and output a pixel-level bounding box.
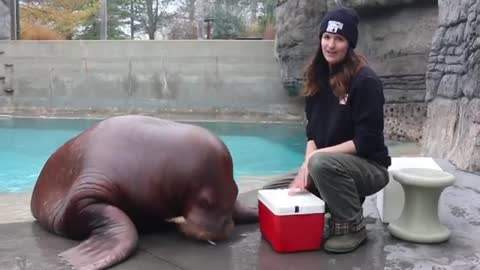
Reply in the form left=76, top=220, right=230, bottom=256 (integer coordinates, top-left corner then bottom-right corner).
left=326, top=20, right=343, bottom=33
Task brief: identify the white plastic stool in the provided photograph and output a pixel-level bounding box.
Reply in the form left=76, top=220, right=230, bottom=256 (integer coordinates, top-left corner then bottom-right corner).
left=387, top=168, right=455, bottom=243
left=375, top=157, right=443, bottom=223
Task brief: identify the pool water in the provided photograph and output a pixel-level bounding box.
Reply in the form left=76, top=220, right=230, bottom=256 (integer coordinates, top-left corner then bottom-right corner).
left=0, top=118, right=306, bottom=193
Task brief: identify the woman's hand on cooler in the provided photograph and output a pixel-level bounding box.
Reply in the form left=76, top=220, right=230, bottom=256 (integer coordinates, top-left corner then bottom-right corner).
left=288, top=162, right=309, bottom=195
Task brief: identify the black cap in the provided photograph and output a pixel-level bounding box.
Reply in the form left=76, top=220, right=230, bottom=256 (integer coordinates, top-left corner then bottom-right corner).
left=319, top=7, right=359, bottom=49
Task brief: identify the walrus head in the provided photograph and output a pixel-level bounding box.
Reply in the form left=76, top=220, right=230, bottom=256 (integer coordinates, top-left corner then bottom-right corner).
left=174, top=187, right=237, bottom=242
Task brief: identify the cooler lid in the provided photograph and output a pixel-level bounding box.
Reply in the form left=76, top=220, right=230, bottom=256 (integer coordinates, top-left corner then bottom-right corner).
left=258, top=189, right=325, bottom=216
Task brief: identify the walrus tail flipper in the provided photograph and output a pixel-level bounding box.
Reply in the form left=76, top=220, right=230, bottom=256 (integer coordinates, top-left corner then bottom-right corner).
left=233, top=201, right=259, bottom=224
left=59, top=204, right=138, bottom=270
left=261, top=171, right=297, bottom=190
left=261, top=178, right=293, bottom=189
left=232, top=171, right=299, bottom=224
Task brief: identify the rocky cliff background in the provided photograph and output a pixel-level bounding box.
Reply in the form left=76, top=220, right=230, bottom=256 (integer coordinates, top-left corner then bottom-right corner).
left=422, top=0, right=479, bottom=174
left=276, top=0, right=480, bottom=174
left=275, top=0, right=438, bottom=143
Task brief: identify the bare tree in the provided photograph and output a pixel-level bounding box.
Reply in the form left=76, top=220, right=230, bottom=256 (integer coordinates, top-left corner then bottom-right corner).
left=196, top=0, right=204, bottom=39
left=249, top=0, right=257, bottom=24
left=178, top=0, right=197, bottom=39
left=134, top=0, right=175, bottom=40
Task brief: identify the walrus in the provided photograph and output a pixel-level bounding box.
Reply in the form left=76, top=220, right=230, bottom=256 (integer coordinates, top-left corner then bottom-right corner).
left=30, top=115, right=258, bottom=270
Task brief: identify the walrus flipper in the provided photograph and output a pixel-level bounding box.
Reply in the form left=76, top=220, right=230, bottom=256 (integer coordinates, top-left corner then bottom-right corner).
left=59, top=204, right=138, bottom=270
left=233, top=201, right=259, bottom=224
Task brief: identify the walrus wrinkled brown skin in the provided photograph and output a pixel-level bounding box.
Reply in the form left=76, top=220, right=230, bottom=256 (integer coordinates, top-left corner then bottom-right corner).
left=30, top=115, right=258, bottom=270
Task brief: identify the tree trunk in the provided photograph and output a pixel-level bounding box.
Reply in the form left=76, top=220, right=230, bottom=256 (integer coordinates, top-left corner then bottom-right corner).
left=146, top=0, right=156, bottom=39
left=130, top=0, right=134, bottom=39
left=196, top=0, right=204, bottom=39
left=187, top=0, right=196, bottom=39
left=99, top=0, right=108, bottom=39
left=250, top=0, right=257, bottom=25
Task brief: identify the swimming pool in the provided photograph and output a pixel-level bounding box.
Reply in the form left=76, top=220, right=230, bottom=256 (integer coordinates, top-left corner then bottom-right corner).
left=0, top=118, right=306, bottom=193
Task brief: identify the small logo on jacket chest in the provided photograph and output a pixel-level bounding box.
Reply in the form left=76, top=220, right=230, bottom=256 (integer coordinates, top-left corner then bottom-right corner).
left=339, top=94, right=349, bottom=105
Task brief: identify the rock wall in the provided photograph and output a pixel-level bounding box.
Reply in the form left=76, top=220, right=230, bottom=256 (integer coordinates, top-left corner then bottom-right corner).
left=422, top=0, right=480, bottom=174
left=0, top=0, right=11, bottom=40
left=275, top=0, right=326, bottom=96
left=275, top=0, right=438, bottom=142
left=358, top=4, right=437, bottom=142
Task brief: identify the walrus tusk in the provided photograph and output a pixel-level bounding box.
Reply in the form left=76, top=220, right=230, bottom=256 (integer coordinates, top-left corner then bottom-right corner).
left=165, top=216, right=186, bottom=224
left=207, top=240, right=216, bottom=246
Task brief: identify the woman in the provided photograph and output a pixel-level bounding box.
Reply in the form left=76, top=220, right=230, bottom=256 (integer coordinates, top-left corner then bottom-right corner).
left=288, top=7, right=391, bottom=253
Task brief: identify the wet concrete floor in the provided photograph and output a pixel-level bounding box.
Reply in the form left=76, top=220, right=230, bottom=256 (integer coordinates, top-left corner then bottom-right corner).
left=1, top=159, right=480, bottom=270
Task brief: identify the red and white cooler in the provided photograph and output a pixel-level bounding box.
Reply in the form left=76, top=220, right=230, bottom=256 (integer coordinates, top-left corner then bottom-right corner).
left=258, top=189, right=325, bottom=253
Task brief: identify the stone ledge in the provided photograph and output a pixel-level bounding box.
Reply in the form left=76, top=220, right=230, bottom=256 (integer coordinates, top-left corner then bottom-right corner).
left=0, top=193, right=34, bottom=224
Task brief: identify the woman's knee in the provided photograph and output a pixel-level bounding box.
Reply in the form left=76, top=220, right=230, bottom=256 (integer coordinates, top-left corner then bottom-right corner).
left=307, top=152, right=342, bottom=176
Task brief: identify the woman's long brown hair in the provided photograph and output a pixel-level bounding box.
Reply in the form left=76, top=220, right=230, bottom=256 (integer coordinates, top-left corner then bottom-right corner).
left=302, top=45, right=367, bottom=97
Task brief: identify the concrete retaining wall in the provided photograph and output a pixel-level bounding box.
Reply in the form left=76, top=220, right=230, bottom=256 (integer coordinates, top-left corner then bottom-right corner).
left=0, top=40, right=303, bottom=121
